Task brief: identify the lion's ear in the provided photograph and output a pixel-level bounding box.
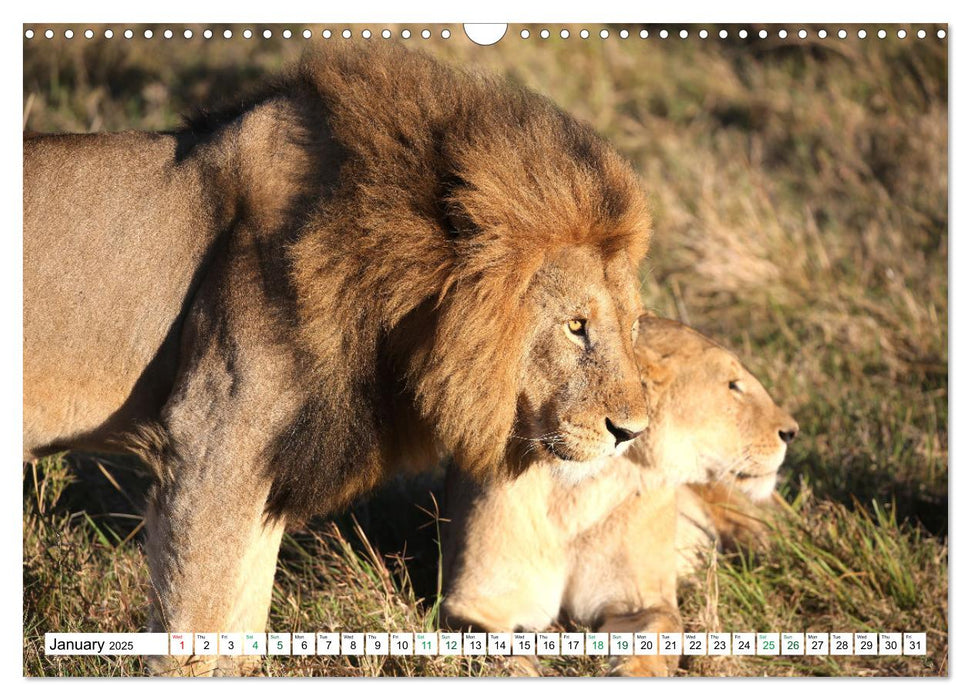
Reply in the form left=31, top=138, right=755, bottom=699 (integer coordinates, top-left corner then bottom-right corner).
left=440, top=173, right=482, bottom=239
left=443, top=202, right=480, bottom=239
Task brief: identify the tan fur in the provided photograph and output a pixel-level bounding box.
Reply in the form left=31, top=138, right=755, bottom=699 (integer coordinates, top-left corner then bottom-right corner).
left=442, top=317, right=797, bottom=676
left=23, top=45, right=651, bottom=675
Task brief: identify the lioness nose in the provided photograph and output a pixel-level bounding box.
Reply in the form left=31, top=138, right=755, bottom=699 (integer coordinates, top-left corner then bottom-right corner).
left=778, top=424, right=799, bottom=444
left=605, top=417, right=645, bottom=446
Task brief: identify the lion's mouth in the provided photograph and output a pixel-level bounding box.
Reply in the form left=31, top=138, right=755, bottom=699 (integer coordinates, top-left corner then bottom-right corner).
left=734, top=469, right=778, bottom=481
left=543, top=441, right=578, bottom=461
left=541, top=430, right=617, bottom=464
left=731, top=468, right=780, bottom=502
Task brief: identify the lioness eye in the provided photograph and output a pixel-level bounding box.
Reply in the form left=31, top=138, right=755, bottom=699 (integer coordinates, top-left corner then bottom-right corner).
left=729, top=380, right=742, bottom=392
left=567, top=319, right=587, bottom=336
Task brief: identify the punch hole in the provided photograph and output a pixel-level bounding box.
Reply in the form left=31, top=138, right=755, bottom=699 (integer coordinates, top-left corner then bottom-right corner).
left=65, top=29, right=74, bottom=39
left=243, top=29, right=252, bottom=39
left=144, top=29, right=153, bottom=39
left=540, top=29, right=550, bottom=39
left=600, top=29, right=609, bottom=39
left=164, top=29, right=173, bottom=39
left=342, top=29, right=351, bottom=39
left=639, top=29, right=648, bottom=38
left=421, top=29, right=431, bottom=39
left=560, top=29, right=570, bottom=39
left=381, top=29, right=391, bottom=39
left=283, top=29, right=292, bottom=39
left=838, top=29, right=847, bottom=39
left=798, top=29, right=807, bottom=39
left=401, top=29, right=411, bottom=39
left=739, top=29, right=748, bottom=38
left=937, top=29, right=946, bottom=39
left=105, top=29, right=114, bottom=38
left=362, top=29, right=372, bottom=39
left=680, top=29, right=688, bottom=39
left=719, top=29, right=728, bottom=38
left=184, top=29, right=193, bottom=39
left=858, top=29, right=867, bottom=39
left=124, top=29, right=133, bottom=39
left=897, top=29, right=906, bottom=39
left=818, top=29, right=827, bottom=39
left=699, top=29, right=708, bottom=39
left=25, top=29, right=34, bottom=39
left=223, top=29, right=232, bottom=39
left=620, top=29, right=629, bottom=39
left=659, top=29, right=669, bottom=39
left=323, top=29, right=332, bottom=38
left=758, top=29, right=767, bottom=39
left=877, top=29, right=886, bottom=39
left=580, top=29, right=589, bottom=39
left=203, top=29, right=213, bottom=39
left=917, top=29, right=926, bottom=39
left=464, top=24, right=507, bottom=46
left=779, top=29, right=788, bottom=38
left=441, top=28, right=451, bottom=39
left=264, top=29, right=273, bottom=39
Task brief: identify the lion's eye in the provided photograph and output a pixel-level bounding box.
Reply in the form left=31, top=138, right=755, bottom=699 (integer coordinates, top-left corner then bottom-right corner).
left=567, top=319, right=587, bottom=336
left=631, top=318, right=640, bottom=341
left=729, top=380, right=743, bottom=393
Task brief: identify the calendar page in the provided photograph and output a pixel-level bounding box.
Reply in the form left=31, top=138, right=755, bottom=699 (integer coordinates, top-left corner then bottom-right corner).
left=22, top=16, right=948, bottom=680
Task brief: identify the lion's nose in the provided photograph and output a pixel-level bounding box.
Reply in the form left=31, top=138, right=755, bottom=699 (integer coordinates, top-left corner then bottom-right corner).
left=778, top=424, right=799, bottom=444
left=605, top=417, right=645, bottom=447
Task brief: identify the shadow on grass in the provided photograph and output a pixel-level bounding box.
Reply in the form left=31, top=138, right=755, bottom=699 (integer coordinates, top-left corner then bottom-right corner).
left=23, top=452, right=153, bottom=542
left=782, top=452, right=948, bottom=538
left=283, top=471, right=449, bottom=611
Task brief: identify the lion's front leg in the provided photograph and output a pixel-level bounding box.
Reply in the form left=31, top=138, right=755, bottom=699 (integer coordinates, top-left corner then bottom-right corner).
left=143, top=454, right=285, bottom=677
left=600, top=603, right=683, bottom=677
left=134, top=250, right=308, bottom=677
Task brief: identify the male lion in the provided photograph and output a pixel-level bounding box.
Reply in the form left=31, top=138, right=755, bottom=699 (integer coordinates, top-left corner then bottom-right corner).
left=442, top=316, right=798, bottom=676
left=23, top=45, right=651, bottom=674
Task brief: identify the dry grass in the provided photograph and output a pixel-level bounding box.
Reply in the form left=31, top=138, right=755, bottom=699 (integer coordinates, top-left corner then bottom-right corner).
left=23, top=23, right=947, bottom=677
left=680, top=490, right=947, bottom=676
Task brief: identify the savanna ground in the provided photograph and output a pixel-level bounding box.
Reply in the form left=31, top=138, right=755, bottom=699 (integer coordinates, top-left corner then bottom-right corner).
left=23, top=23, right=948, bottom=677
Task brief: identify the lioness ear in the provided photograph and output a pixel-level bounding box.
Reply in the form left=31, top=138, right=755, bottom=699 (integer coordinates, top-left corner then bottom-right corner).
left=635, top=343, right=673, bottom=389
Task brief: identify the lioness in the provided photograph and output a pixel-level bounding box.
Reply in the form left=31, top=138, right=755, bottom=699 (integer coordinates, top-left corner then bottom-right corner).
left=442, top=316, right=797, bottom=676
left=24, top=45, right=652, bottom=674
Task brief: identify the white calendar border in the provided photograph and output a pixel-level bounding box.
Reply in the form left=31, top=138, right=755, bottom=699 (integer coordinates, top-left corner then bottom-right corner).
left=6, top=2, right=960, bottom=695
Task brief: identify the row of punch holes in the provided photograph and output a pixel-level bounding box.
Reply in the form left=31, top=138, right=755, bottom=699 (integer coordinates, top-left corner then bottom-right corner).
left=23, top=26, right=948, bottom=43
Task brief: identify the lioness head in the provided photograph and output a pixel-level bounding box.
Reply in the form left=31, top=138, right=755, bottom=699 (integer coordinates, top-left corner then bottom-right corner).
left=634, top=317, right=798, bottom=501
